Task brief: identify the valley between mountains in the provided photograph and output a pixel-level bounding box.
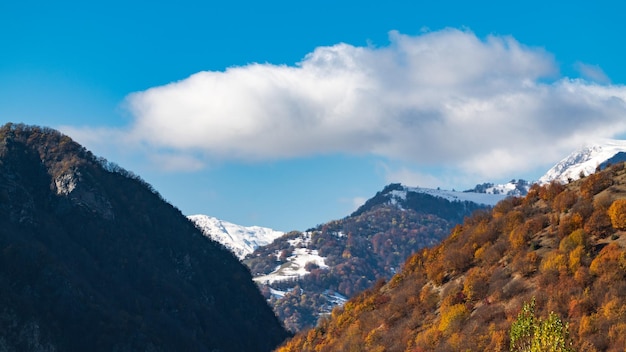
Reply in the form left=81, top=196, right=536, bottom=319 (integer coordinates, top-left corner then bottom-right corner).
left=190, top=141, right=626, bottom=334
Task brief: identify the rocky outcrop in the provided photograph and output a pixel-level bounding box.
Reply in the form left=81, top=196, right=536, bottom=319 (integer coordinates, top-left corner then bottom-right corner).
left=54, top=171, right=114, bottom=220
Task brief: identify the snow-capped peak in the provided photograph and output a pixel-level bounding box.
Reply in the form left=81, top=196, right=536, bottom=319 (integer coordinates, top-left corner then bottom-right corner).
left=538, top=139, right=626, bottom=184
left=188, top=214, right=284, bottom=260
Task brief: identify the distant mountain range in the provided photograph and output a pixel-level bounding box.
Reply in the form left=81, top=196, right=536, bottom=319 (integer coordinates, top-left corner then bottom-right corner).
left=188, top=139, right=626, bottom=333
left=190, top=140, right=626, bottom=265
left=189, top=185, right=510, bottom=266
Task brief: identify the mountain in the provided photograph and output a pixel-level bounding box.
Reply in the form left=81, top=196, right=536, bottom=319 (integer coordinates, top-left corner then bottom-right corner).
left=352, top=183, right=506, bottom=218
left=0, top=124, right=289, bottom=351
left=465, top=140, right=626, bottom=195
left=539, top=139, right=626, bottom=184
left=188, top=214, right=284, bottom=260
left=465, top=179, right=531, bottom=196
left=246, top=183, right=499, bottom=332
left=277, top=161, right=626, bottom=351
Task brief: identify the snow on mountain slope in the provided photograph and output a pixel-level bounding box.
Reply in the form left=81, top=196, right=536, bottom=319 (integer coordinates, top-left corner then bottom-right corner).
left=188, top=214, right=284, bottom=260
left=391, top=185, right=507, bottom=206
left=252, top=231, right=328, bottom=284
left=468, top=179, right=531, bottom=196
left=484, top=181, right=526, bottom=196
left=253, top=247, right=328, bottom=284
left=538, top=140, right=626, bottom=184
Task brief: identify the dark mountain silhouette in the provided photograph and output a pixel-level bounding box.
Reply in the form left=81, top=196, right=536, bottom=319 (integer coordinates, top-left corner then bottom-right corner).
left=0, top=123, right=289, bottom=351
left=277, top=162, right=626, bottom=351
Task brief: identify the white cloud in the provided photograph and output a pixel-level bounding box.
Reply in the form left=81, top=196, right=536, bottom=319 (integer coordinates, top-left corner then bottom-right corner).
left=574, top=62, right=611, bottom=84
left=77, top=28, right=626, bottom=180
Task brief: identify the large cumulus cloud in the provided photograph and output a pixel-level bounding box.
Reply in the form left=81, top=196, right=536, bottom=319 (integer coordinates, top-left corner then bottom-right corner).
left=77, top=28, right=626, bottom=178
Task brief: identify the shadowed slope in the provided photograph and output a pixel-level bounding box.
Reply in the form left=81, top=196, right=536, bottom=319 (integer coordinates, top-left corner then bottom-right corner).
left=0, top=123, right=289, bottom=351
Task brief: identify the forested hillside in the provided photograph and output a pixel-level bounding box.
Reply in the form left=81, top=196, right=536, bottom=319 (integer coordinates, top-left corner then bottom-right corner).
left=278, top=162, right=626, bottom=351
left=0, top=124, right=289, bottom=351
left=247, top=185, right=493, bottom=332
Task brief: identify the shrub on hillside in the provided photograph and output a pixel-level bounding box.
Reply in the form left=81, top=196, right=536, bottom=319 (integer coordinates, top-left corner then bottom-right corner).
left=580, top=172, right=613, bottom=199
left=510, top=298, right=573, bottom=352
left=584, top=207, right=613, bottom=237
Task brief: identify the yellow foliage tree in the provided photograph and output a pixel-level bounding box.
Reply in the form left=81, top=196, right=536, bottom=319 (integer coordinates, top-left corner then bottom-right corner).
left=560, top=229, right=588, bottom=254
left=589, top=242, right=626, bottom=282
left=439, top=303, right=469, bottom=334
left=541, top=252, right=568, bottom=274
left=568, top=246, right=586, bottom=273
left=510, top=226, right=530, bottom=250
left=463, top=267, right=489, bottom=301
left=608, top=199, right=626, bottom=230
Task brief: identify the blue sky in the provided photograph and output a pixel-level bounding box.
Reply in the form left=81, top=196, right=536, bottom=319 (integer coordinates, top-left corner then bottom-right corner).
left=2, top=0, right=626, bottom=231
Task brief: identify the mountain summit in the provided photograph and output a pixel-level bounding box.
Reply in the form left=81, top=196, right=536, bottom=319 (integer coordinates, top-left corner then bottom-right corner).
left=0, top=124, right=289, bottom=351
left=539, top=139, right=626, bottom=184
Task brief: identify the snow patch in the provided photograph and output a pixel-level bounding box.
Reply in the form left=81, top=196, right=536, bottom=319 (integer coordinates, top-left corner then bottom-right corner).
left=483, top=181, right=527, bottom=196
left=269, top=288, right=289, bottom=299
left=324, top=291, right=348, bottom=306
left=333, top=231, right=346, bottom=238
left=253, top=244, right=328, bottom=284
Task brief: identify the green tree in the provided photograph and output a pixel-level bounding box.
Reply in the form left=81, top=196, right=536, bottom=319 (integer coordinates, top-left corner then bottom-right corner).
left=510, top=298, right=573, bottom=352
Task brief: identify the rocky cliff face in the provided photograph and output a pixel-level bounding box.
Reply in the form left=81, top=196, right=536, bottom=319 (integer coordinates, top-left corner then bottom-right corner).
left=54, top=170, right=115, bottom=220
